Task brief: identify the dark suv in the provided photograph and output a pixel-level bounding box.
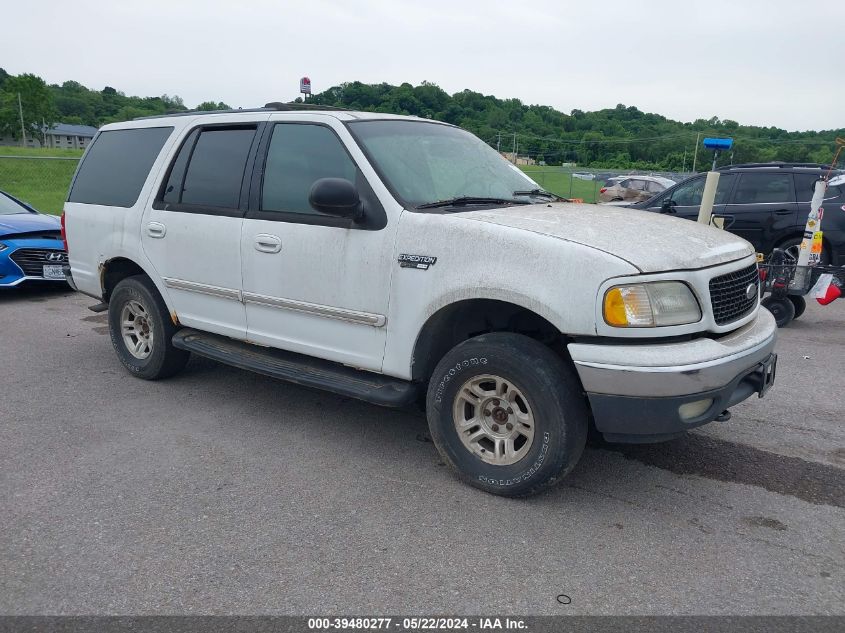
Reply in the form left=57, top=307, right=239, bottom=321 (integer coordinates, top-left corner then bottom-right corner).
left=627, top=163, right=845, bottom=265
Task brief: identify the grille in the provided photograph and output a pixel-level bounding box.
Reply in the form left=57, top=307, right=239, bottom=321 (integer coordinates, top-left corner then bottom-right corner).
left=709, top=264, right=759, bottom=325
left=9, top=248, right=67, bottom=276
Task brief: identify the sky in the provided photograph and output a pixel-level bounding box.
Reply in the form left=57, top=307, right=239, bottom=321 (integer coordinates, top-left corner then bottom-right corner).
left=2, top=0, right=843, bottom=132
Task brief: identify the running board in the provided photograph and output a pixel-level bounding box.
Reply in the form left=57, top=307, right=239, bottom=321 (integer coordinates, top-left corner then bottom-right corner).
left=172, top=329, right=419, bottom=408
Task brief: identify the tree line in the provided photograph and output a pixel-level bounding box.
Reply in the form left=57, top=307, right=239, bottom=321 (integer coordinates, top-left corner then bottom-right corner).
left=0, top=69, right=228, bottom=145
left=1, top=70, right=841, bottom=170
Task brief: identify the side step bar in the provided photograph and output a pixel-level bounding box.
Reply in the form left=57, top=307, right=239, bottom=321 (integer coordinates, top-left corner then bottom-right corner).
left=172, top=329, right=420, bottom=408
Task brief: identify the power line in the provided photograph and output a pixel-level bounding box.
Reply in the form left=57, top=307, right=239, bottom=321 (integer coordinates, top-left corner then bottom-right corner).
left=490, top=130, right=841, bottom=147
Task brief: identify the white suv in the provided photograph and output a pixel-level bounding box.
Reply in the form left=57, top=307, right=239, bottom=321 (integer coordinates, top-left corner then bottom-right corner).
left=63, top=104, right=778, bottom=497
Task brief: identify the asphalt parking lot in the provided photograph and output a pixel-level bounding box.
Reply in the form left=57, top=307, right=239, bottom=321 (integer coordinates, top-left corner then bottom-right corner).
left=1, top=285, right=843, bottom=615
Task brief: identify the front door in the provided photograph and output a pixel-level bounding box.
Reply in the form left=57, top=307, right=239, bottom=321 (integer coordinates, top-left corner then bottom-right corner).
left=240, top=118, right=398, bottom=371
left=649, top=174, right=736, bottom=225
left=142, top=119, right=267, bottom=339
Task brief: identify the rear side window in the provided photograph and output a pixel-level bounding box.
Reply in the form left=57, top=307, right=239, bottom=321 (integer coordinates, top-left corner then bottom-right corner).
left=732, top=173, right=794, bottom=204
left=794, top=173, right=841, bottom=201
left=69, top=127, right=172, bottom=207
left=161, top=126, right=257, bottom=210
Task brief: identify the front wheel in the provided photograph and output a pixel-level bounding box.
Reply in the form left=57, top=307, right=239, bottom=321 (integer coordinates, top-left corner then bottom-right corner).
left=108, top=275, right=189, bottom=379
left=426, top=333, right=588, bottom=497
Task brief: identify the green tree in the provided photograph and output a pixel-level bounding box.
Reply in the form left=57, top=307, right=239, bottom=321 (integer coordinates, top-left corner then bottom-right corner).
left=0, top=73, right=57, bottom=143
left=195, top=101, right=231, bottom=111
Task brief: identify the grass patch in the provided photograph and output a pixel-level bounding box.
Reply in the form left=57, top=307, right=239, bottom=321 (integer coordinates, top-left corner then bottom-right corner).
left=519, top=166, right=604, bottom=203
left=0, top=146, right=84, bottom=158
left=0, top=155, right=79, bottom=214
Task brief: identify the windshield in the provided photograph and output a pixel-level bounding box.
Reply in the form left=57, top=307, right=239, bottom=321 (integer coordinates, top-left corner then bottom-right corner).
left=0, top=192, right=31, bottom=215
left=347, top=120, right=542, bottom=208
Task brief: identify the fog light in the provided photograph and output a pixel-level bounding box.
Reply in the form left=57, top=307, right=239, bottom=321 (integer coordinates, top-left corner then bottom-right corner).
left=678, top=398, right=713, bottom=421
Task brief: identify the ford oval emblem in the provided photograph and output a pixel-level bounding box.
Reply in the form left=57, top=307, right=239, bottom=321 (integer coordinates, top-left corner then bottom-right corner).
left=746, top=284, right=758, bottom=301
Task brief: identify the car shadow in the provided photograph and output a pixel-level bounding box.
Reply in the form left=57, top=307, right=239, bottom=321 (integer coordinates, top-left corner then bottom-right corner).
left=0, top=282, right=72, bottom=304
left=165, top=356, right=843, bottom=507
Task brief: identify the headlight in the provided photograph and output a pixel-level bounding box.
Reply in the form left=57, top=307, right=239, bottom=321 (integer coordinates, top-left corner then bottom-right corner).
left=0, top=242, right=7, bottom=251
left=603, top=281, right=701, bottom=327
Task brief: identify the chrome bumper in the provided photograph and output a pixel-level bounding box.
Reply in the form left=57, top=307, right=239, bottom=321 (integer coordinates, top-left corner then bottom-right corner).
left=567, top=309, right=778, bottom=442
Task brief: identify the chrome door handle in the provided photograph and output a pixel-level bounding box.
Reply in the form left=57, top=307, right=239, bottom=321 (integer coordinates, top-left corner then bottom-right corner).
left=146, top=222, right=166, bottom=238
left=254, top=234, right=282, bottom=253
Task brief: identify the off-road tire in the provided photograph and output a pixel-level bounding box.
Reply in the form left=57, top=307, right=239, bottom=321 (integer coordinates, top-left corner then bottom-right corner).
left=108, top=275, right=189, bottom=379
left=426, top=333, right=588, bottom=497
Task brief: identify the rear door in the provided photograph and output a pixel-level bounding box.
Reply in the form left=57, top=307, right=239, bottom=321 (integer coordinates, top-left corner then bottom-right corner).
left=723, top=172, right=796, bottom=253
left=141, top=117, right=268, bottom=339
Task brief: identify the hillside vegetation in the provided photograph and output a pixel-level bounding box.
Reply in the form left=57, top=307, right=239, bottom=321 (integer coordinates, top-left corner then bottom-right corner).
left=1, top=69, right=842, bottom=171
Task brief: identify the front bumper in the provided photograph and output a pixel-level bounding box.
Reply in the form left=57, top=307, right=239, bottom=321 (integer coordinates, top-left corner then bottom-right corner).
left=0, top=239, right=68, bottom=287
left=568, top=309, right=778, bottom=442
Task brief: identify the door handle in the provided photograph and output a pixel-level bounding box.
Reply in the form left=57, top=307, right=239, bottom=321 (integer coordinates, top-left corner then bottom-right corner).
left=774, top=210, right=792, bottom=216
left=254, top=234, right=282, bottom=253
left=146, top=221, right=166, bottom=238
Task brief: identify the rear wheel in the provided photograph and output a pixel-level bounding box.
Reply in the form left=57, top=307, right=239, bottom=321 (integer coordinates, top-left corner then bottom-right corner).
left=762, top=295, right=796, bottom=327
left=778, top=236, right=830, bottom=265
left=108, top=275, right=189, bottom=379
left=426, top=333, right=587, bottom=497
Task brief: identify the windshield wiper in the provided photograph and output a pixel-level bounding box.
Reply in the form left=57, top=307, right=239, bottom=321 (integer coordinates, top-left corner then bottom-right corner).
left=512, top=189, right=565, bottom=201
left=416, top=196, right=530, bottom=210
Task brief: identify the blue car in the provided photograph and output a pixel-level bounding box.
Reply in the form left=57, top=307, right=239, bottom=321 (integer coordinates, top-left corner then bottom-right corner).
left=0, top=190, right=67, bottom=287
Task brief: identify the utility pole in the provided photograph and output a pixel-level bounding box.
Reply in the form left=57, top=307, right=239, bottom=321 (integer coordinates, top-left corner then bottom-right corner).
left=512, top=133, right=517, bottom=164
left=691, top=132, right=701, bottom=173
left=497, top=132, right=501, bottom=153
left=17, top=93, right=26, bottom=147
left=682, top=148, right=687, bottom=174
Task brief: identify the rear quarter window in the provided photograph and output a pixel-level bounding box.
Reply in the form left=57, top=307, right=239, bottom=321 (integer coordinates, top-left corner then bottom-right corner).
left=68, top=127, right=173, bottom=207
left=794, top=173, right=842, bottom=201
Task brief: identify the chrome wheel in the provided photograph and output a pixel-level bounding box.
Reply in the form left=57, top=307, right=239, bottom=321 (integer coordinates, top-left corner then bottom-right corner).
left=120, top=300, right=154, bottom=359
left=452, top=374, right=535, bottom=466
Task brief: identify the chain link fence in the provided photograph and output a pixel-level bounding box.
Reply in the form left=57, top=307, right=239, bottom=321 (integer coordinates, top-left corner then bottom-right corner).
left=0, top=155, right=79, bottom=215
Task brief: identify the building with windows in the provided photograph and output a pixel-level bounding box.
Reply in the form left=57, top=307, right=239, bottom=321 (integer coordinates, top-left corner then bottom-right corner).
left=0, top=123, right=98, bottom=149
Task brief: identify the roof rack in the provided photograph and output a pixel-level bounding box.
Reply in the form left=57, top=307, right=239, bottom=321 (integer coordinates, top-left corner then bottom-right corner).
left=717, top=162, right=831, bottom=170
left=133, top=102, right=347, bottom=121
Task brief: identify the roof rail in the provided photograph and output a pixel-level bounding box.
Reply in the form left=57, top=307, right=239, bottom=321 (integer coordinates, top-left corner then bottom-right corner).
left=263, top=102, right=347, bottom=111
left=133, top=102, right=347, bottom=121
left=717, top=162, right=831, bottom=170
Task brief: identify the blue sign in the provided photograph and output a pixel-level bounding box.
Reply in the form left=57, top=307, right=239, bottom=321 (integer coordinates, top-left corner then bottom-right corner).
left=703, top=137, right=733, bottom=151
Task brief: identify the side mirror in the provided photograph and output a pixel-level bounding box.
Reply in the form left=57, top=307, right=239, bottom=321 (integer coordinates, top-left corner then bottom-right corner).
left=309, top=178, right=364, bottom=220
left=660, top=198, right=676, bottom=214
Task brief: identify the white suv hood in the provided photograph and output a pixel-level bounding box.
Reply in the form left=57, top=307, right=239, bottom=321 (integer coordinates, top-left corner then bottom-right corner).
left=461, top=202, right=754, bottom=273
